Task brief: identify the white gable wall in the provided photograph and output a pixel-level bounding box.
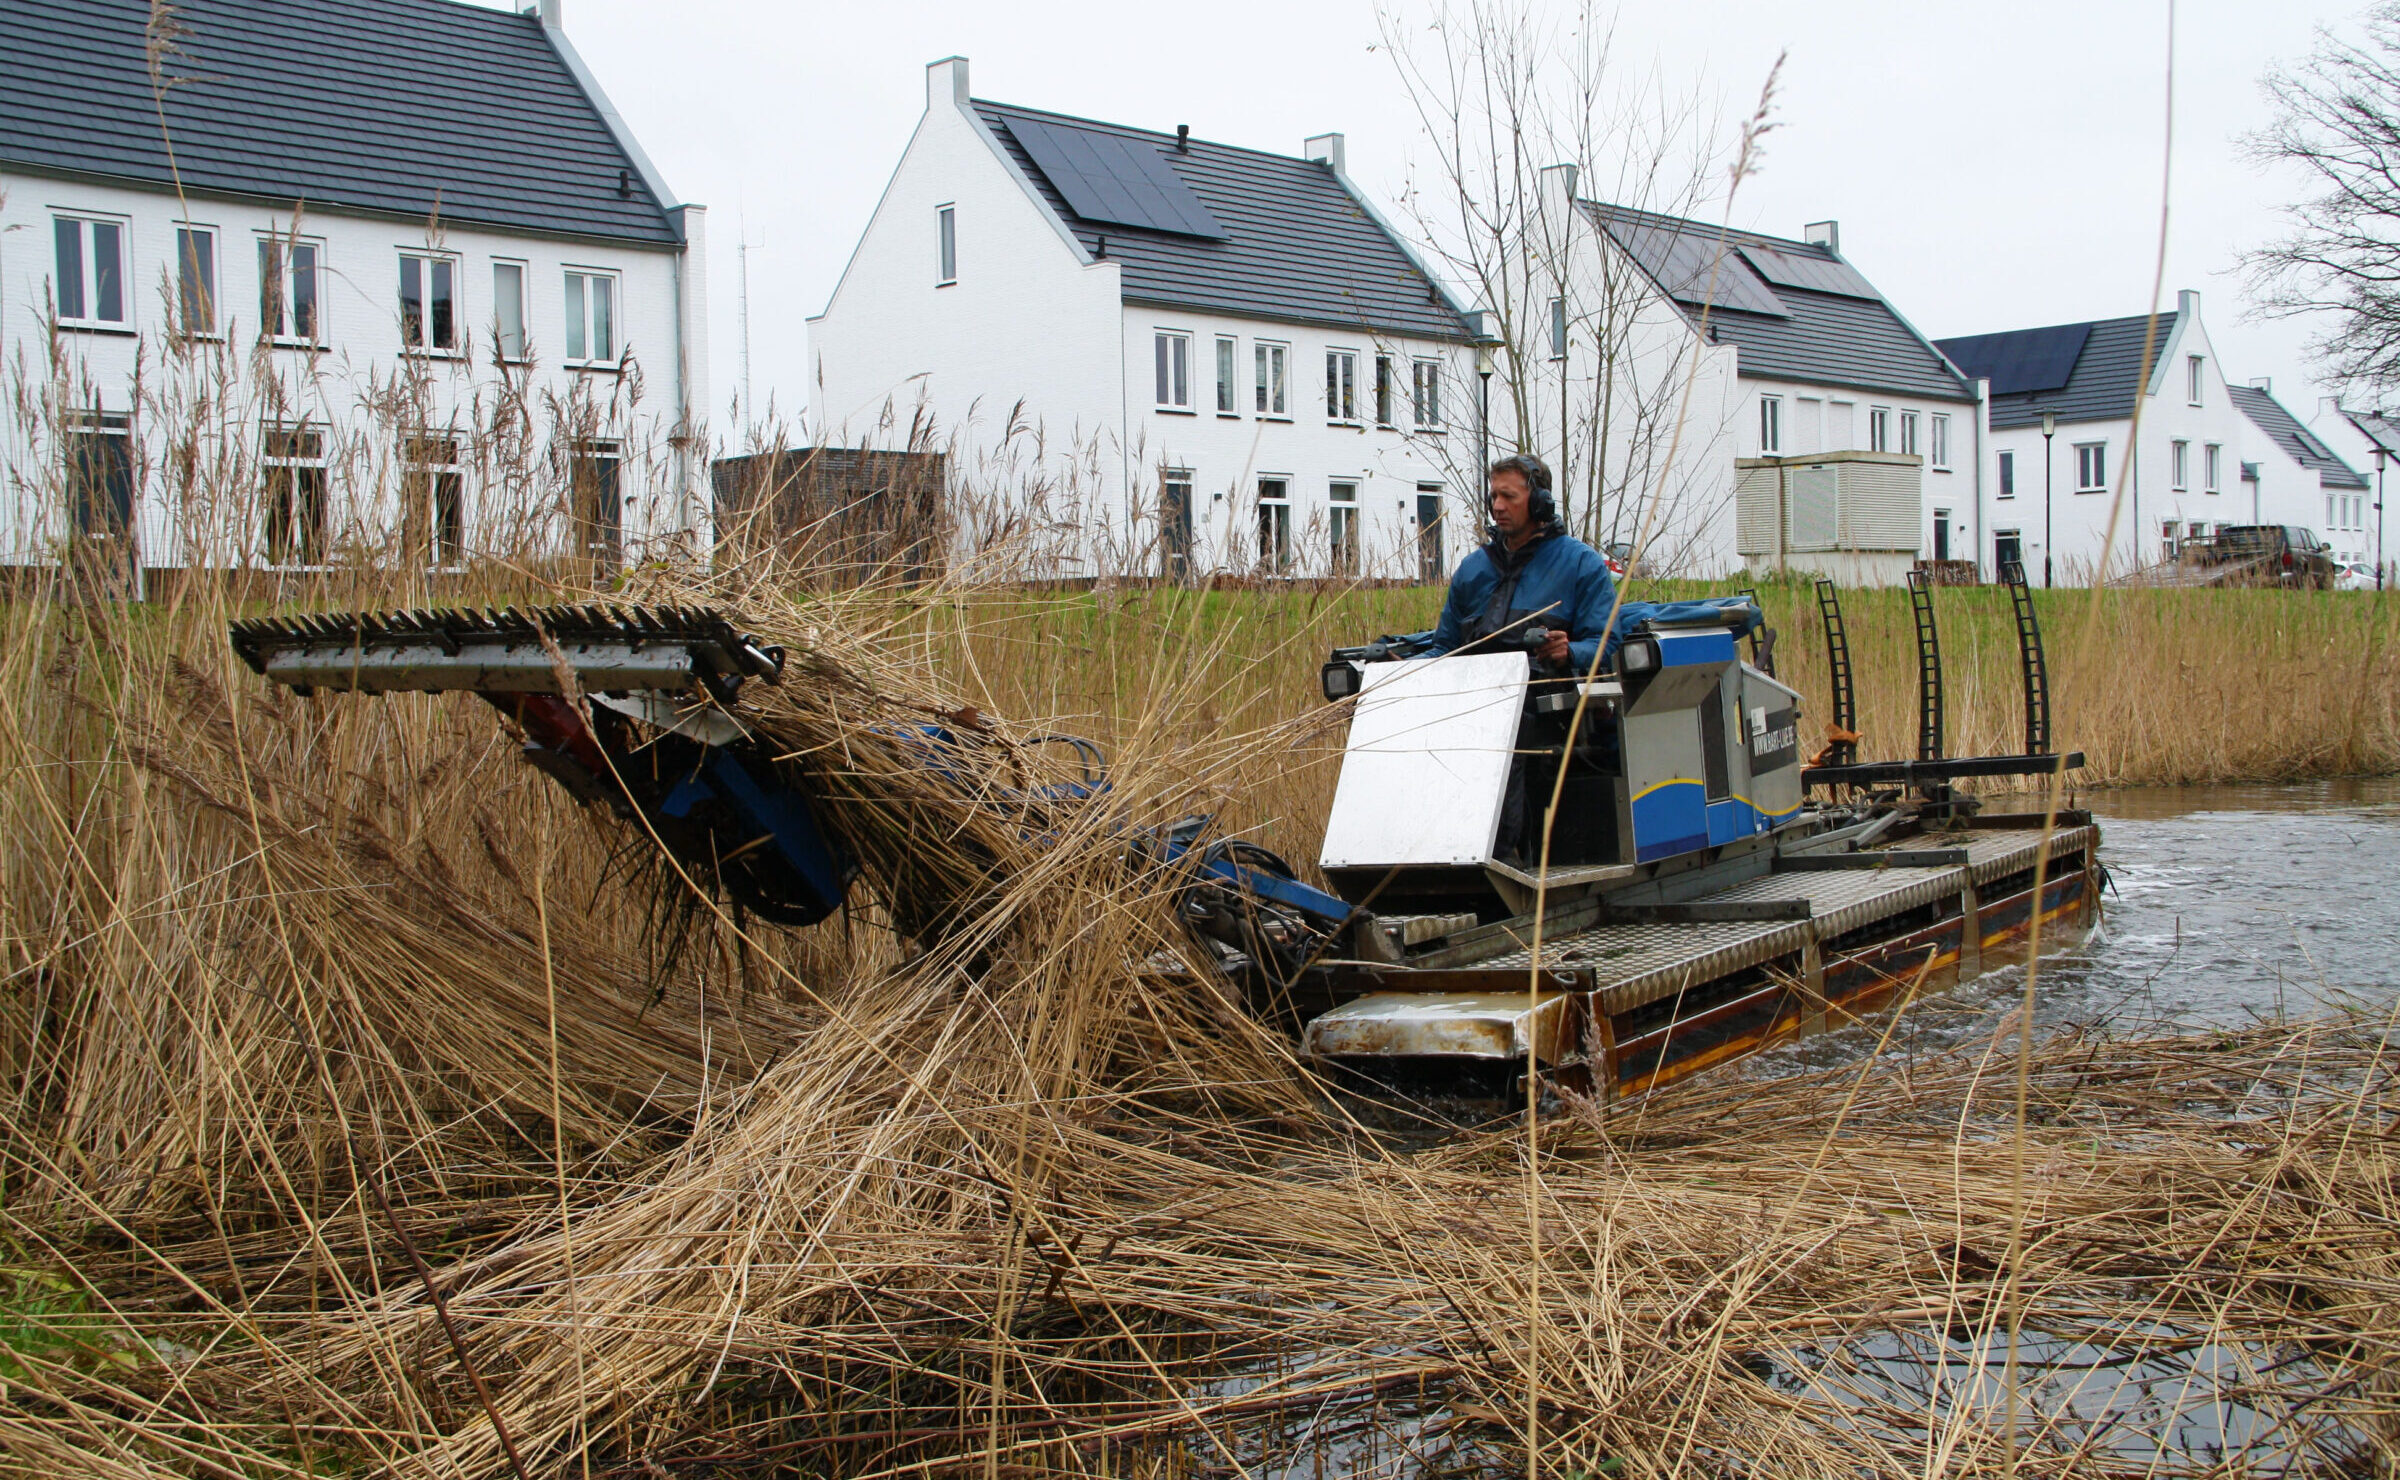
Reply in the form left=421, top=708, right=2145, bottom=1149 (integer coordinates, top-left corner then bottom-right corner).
left=808, top=58, right=1126, bottom=573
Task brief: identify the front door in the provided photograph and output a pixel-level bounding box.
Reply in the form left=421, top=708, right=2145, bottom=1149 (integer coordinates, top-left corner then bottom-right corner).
left=1416, top=489, right=1444, bottom=583
left=1933, top=510, right=1951, bottom=563
left=1994, top=529, right=2022, bottom=575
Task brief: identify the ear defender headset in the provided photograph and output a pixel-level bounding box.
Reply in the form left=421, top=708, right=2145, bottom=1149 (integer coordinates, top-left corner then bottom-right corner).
left=1488, top=454, right=1557, bottom=526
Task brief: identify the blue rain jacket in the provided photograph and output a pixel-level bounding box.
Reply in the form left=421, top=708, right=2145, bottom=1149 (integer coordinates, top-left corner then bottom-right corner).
left=1424, top=527, right=1621, bottom=674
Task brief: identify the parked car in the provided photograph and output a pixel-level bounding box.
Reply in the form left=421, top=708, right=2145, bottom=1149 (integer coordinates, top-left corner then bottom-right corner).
left=2197, top=525, right=2340, bottom=589
left=2338, top=561, right=2381, bottom=592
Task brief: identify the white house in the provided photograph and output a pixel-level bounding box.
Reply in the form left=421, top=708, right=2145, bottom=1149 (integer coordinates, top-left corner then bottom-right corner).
left=0, top=0, right=709, bottom=587
left=2302, top=399, right=2392, bottom=573
left=1936, top=292, right=2261, bottom=585
left=1505, top=169, right=1984, bottom=582
left=809, top=57, right=1477, bottom=581
left=2225, top=380, right=2369, bottom=566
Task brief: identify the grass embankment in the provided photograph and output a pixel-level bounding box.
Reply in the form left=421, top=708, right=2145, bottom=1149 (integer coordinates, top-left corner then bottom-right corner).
left=0, top=568, right=2392, bottom=1476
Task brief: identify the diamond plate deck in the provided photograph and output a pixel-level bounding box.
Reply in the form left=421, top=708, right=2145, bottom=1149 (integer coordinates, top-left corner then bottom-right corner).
left=1474, top=826, right=2094, bottom=1016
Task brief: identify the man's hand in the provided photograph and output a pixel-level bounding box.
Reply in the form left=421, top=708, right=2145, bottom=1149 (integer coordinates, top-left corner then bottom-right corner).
left=1538, top=629, right=1571, bottom=666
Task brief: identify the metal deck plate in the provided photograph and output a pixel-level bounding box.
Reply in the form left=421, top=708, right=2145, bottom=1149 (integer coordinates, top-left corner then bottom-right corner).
left=1475, top=827, right=2093, bottom=1016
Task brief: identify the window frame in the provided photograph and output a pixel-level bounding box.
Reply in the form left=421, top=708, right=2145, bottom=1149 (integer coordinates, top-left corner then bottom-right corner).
left=1158, top=466, right=1196, bottom=579
left=936, top=203, right=957, bottom=285
left=1868, top=406, right=1891, bottom=453
left=1153, top=329, right=1194, bottom=412
left=260, top=422, right=331, bottom=566
left=562, top=266, right=622, bottom=368
left=174, top=223, right=218, bottom=338
left=2204, top=443, right=2222, bottom=494
left=1257, top=476, right=1293, bottom=576
left=1328, top=478, right=1360, bottom=575
left=2171, top=439, right=2189, bottom=491
left=1254, top=340, right=1290, bottom=418
left=257, top=232, right=327, bottom=348
left=1900, top=409, right=1920, bottom=457
left=397, top=249, right=464, bottom=356
left=1930, top=412, right=1951, bottom=470
left=1759, top=394, right=1782, bottom=455
left=1215, top=335, right=1239, bottom=416
left=64, top=409, right=135, bottom=540
left=1325, top=348, right=1360, bottom=424
left=1997, top=448, right=2015, bottom=499
left=1412, top=358, right=1443, bottom=429
left=400, top=432, right=467, bottom=568
left=491, top=259, right=529, bottom=362
left=1548, top=296, right=1567, bottom=361
left=2074, top=440, right=2107, bottom=493
left=2187, top=354, right=2204, bottom=406
left=567, top=437, right=625, bottom=569
left=1374, top=355, right=1396, bottom=427
left=54, top=213, right=132, bottom=331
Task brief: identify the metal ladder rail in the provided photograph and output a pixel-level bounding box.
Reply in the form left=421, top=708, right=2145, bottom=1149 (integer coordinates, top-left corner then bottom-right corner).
left=1907, top=568, right=1945, bottom=762
left=1813, top=578, right=1857, bottom=768
left=2002, top=559, right=2052, bottom=755
left=1738, top=586, right=1778, bottom=676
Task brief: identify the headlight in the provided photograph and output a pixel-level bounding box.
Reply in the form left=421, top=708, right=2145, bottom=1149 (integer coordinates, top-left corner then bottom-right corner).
left=1621, top=637, right=1659, bottom=675
left=1320, top=660, right=1363, bottom=703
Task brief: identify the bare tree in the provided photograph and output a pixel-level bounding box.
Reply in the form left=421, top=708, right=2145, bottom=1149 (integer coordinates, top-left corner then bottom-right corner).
left=2245, top=4, right=2400, bottom=403
left=1376, top=0, right=1734, bottom=563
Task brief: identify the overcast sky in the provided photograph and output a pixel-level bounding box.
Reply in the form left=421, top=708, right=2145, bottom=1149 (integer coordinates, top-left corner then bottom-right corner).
left=536, top=0, right=2368, bottom=436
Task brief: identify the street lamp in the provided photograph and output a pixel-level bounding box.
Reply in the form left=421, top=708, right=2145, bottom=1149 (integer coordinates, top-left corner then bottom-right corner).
left=2377, top=444, right=2389, bottom=591
left=2041, top=409, right=2058, bottom=589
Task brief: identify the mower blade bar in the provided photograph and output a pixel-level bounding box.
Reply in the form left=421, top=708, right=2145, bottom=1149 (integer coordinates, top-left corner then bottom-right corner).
left=228, top=604, right=784, bottom=697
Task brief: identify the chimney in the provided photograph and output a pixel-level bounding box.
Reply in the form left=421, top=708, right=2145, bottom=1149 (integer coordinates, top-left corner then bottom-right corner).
left=2320, top=396, right=2346, bottom=421
left=1805, top=220, right=1839, bottom=254
left=2178, top=288, right=2200, bottom=319
left=1539, top=162, right=1580, bottom=231
left=537, top=0, right=561, bottom=27
left=1304, top=133, right=1346, bottom=174
left=926, top=55, right=970, bottom=110
left=2251, top=376, right=2273, bottom=393
left=1175, top=124, right=1190, bottom=153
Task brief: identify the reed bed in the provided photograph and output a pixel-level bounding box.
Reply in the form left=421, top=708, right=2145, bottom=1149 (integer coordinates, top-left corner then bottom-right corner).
left=0, top=555, right=2394, bottom=1479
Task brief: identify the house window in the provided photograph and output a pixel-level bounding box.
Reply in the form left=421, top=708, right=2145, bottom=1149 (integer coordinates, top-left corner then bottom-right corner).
left=2075, top=441, right=2107, bottom=492
left=2328, top=494, right=2338, bottom=531
left=1994, top=528, right=2023, bottom=574
left=1759, top=395, right=1782, bottom=455
left=175, top=227, right=216, bottom=335
left=1257, top=477, right=1291, bottom=574
left=568, top=439, right=622, bottom=569
left=401, top=433, right=464, bottom=565
left=399, top=252, right=460, bottom=353
left=1416, top=486, right=1445, bottom=582
left=564, top=270, right=618, bottom=364
left=258, top=236, right=324, bottom=345
left=2162, top=519, right=2180, bottom=562
left=1326, top=349, right=1358, bottom=422
left=1159, top=467, right=1194, bottom=579
left=1900, top=410, right=1920, bottom=456
left=2205, top=443, right=2221, bottom=493
left=1998, top=448, right=2015, bottom=498
left=1374, top=356, right=1395, bottom=426
left=54, top=216, right=129, bottom=328
left=1930, top=413, right=1951, bottom=469
left=2188, top=354, right=2204, bottom=406
left=492, top=262, right=527, bottom=360
left=1215, top=336, right=1238, bottom=414
left=1330, top=479, right=1359, bottom=574
left=261, top=425, right=329, bottom=565
left=936, top=204, right=956, bottom=284
left=1412, top=359, right=1443, bottom=428
left=1254, top=341, right=1288, bottom=416
left=2171, top=439, right=2189, bottom=490
left=1154, top=331, right=1192, bottom=410
left=1549, top=296, right=1567, bottom=360
left=1868, top=407, right=1891, bottom=452
left=65, top=410, right=134, bottom=539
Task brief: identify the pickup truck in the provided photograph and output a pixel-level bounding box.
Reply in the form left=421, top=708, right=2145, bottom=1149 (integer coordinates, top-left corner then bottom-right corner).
left=2192, top=525, right=2339, bottom=589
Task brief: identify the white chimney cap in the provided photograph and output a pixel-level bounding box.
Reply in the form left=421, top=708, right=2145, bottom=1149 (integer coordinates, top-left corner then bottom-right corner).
left=1805, top=220, right=1839, bottom=254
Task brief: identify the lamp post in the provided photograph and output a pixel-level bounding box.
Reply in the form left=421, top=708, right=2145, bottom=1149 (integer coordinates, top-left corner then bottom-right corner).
left=2377, top=445, right=2389, bottom=591
left=1476, top=336, right=1495, bottom=483
left=2041, top=410, right=2057, bottom=588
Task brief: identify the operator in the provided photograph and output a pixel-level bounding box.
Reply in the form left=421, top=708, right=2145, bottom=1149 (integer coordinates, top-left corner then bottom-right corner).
left=1422, top=453, right=1619, bottom=676
left=1421, top=454, right=1620, bottom=864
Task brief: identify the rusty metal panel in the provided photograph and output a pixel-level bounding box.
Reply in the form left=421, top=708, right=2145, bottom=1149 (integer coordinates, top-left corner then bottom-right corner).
left=1305, top=990, right=1582, bottom=1062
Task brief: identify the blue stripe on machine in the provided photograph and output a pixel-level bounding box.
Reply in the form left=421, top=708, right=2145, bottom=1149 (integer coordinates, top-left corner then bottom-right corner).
left=1632, top=778, right=1709, bottom=863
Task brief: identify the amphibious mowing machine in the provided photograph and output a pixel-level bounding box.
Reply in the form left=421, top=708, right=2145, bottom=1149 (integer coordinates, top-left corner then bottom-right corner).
left=230, top=564, right=2097, bottom=1101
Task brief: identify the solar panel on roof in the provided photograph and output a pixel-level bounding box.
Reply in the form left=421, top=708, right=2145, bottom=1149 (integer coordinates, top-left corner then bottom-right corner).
left=1603, top=218, right=1788, bottom=318
left=1940, top=323, right=2091, bottom=396
left=1737, top=243, right=1880, bottom=301
left=1005, top=115, right=1228, bottom=240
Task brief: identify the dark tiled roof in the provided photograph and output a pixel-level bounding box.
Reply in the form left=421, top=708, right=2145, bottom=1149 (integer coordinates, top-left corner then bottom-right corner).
left=974, top=101, right=1470, bottom=341
left=2344, top=410, right=2400, bottom=458
left=0, top=0, right=681, bottom=248
left=2232, top=385, right=2368, bottom=489
left=1935, top=314, right=2175, bottom=431
left=1585, top=203, right=1976, bottom=404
